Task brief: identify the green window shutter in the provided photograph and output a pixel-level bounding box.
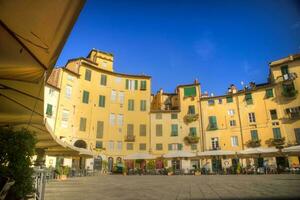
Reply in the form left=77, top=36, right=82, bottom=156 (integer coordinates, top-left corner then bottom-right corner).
left=171, top=113, right=177, bottom=119
left=184, top=87, right=196, bottom=97
left=96, top=121, right=104, bottom=138
left=80, top=118, right=86, bottom=131
left=128, top=99, right=134, bottom=111
left=273, top=128, right=282, bottom=139
left=140, top=80, right=147, bottom=90
left=140, top=100, right=146, bottom=111
left=46, top=104, right=53, bottom=116
left=178, top=144, right=183, bottom=150
left=188, top=105, right=195, bottom=114
left=125, top=79, right=129, bottom=89
left=134, top=80, right=138, bottom=90
left=101, top=75, right=107, bottom=86
left=245, top=93, right=253, bottom=104
left=266, top=89, right=274, bottom=98
left=251, top=130, right=258, bottom=141
left=168, top=144, right=172, bottom=150
left=281, top=65, right=288, bottom=75
left=171, top=124, right=178, bottom=136
left=189, top=127, right=197, bottom=136
left=82, top=91, right=89, bottom=104
left=85, top=69, right=91, bottom=81
left=226, top=96, right=233, bottom=103
left=208, top=116, right=217, bottom=130
left=99, top=95, right=105, bottom=107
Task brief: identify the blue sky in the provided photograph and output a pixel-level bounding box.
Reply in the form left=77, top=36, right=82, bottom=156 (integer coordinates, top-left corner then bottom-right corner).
left=56, top=0, right=300, bottom=95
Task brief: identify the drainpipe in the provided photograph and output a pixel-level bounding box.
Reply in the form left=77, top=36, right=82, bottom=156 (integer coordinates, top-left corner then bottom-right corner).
left=198, top=87, right=205, bottom=152
left=236, top=95, right=245, bottom=150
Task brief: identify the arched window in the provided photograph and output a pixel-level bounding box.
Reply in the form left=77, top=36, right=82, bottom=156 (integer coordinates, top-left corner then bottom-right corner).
left=74, top=140, right=87, bottom=149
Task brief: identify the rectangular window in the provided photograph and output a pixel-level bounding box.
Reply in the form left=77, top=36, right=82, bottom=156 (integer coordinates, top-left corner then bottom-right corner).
left=98, top=95, right=105, bottom=107
left=211, top=137, right=219, bottom=150
left=156, top=124, right=163, bottom=136
left=189, top=127, right=197, bottom=136
left=231, top=136, right=238, bottom=147
left=95, top=141, right=103, bottom=149
left=108, top=141, right=114, bottom=151
left=178, top=143, right=183, bottom=150
left=85, top=69, right=91, bottom=81
left=156, top=113, right=162, bottom=119
left=79, top=117, right=87, bottom=131
left=111, top=90, right=117, bottom=102
left=226, top=96, right=233, bottom=103
left=139, top=143, right=146, bottom=151
left=171, top=124, right=178, bottom=136
left=139, top=124, right=146, bottom=136
left=266, top=89, right=274, bottom=98
left=208, top=116, right=218, bottom=130
left=228, top=109, right=235, bottom=116
left=218, top=98, right=222, bottom=104
left=96, top=121, right=104, bottom=139
left=281, top=65, right=289, bottom=75
left=127, top=143, right=133, bottom=150
left=230, top=120, right=236, bottom=127
left=248, top=112, right=256, bottom=123
left=117, top=141, right=122, bottom=152
left=208, top=99, right=215, bottom=106
left=245, top=93, right=253, bottom=105
left=127, top=124, right=134, bottom=136
left=125, top=79, right=135, bottom=90
left=273, top=128, right=282, bottom=139
left=82, top=90, right=89, bottom=104
left=191, top=144, right=197, bottom=150
left=134, top=80, right=138, bottom=90
left=251, top=130, right=258, bottom=141
left=100, top=74, right=107, bottom=86
left=118, top=91, right=124, bottom=104
left=171, top=113, right=178, bottom=119
left=61, top=109, right=69, bottom=128
left=188, top=105, right=195, bottom=115
left=67, top=74, right=74, bottom=81
left=270, top=109, right=278, bottom=120
left=46, top=104, right=53, bottom=116
left=110, top=113, right=115, bottom=126
left=128, top=99, right=134, bottom=111
left=184, top=87, right=196, bottom=97
left=168, top=144, right=172, bottom=151
left=169, top=143, right=183, bottom=151
left=140, top=100, right=147, bottom=111
left=65, top=85, right=72, bottom=99
left=140, top=80, right=147, bottom=90
left=156, top=143, right=163, bottom=150
left=117, top=114, right=123, bottom=126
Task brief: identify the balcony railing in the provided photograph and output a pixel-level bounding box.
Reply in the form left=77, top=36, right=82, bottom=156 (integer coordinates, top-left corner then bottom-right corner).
left=184, top=136, right=200, bottom=144
left=183, top=113, right=199, bottom=124
left=124, top=135, right=135, bottom=142
left=276, top=72, right=297, bottom=83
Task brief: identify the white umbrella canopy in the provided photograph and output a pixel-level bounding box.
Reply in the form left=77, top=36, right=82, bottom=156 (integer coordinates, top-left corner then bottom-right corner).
left=124, top=153, right=156, bottom=160
left=197, top=150, right=237, bottom=157
left=163, top=151, right=196, bottom=158
left=282, top=145, right=300, bottom=155
left=238, top=147, right=278, bottom=155
left=0, top=0, right=90, bottom=157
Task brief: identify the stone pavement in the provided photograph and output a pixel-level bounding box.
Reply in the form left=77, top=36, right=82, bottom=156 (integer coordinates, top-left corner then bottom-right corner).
left=45, top=174, right=300, bottom=200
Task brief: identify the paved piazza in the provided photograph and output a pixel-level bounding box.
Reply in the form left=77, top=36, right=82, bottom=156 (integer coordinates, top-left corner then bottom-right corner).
left=45, top=174, right=300, bottom=200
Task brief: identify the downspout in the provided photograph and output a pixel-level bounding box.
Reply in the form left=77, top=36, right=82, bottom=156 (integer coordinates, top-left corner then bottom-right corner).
left=236, top=94, right=244, bottom=150
left=198, top=85, right=205, bottom=152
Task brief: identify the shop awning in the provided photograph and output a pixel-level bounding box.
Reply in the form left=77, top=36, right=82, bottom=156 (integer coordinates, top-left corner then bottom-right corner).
left=124, top=153, right=156, bottom=160
left=0, top=0, right=92, bottom=157
left=197, top=150, right=237, bottom=157
left=238, top=147, right=278, bottom=156
left=163, top=151, right=196, bottom=158
left=282, top=145, right=300, bottom=155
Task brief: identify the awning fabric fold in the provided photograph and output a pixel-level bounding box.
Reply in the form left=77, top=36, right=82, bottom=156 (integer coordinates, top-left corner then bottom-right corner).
left=163, top=151, right=196, bottom=158
left=124, top=153, right=156, bottom=160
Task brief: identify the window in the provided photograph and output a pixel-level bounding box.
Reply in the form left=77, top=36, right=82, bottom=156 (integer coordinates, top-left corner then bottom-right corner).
left=127, top=124, right=134, bottom=136
left=156, top=124, right=163, bottom=136
left=156, top=113, right=162, bottom=119
left=273, top=128, right=282, bottom=139
left=208, top=116, right=218, bottom=130
left=211, top=137, right=219, bottom=150
left=49, top=88, right=54, bottom=96
left=156, top=143, right=163, bottom=150
left=228, top=109, right=235, bottom=116
left=188, top=105, right=195, bottom=115
left=134, top=80, right=138, bottom=90
left=230, top=120, right=236, bottom=127
left=191, top=144, right=197, bottom=150
left=168, top=143, right=183, bottom=151
left=65, top=85, right=72, bottom=99
left=79, top=117, right=87, bottom=131
left=281, top=65, right=289, bottom=76
left=226, top=96, right=233, bottom=103
left=127, top=143, right=133, bottom=150
left=125, top=79, right=135, bottom=90
left=128, top=99, right=134, bottom=111
left=111, top=90, right=117, bottom=102
left=139, top=143, right=146, bottom=151
left=46, top=104, right=53, bottom=116
left=109, top=114, right=115, bottom=126
left=118, top=91, right=124, bottom=104
left=184, top=87, right=196, bottom=97
left=218, top=98, right=222, bottom=104
left=67, top=74, right=74, bottom=81
left=189, top=127, right=197, bottom=136
left=270, top=109, right=278, bottom=120
left=117, top=141, right=122, bottom=152
left=251, top=130, right=258, bottom=141
left=140, top=100, right=147, bottom=111
left=208, top=99, right=215, bottom=106
left=245, top=93, right=253, bottom=105
left=102, top=61, right=107, bottom=68
left=85, top=69, right=91, bottom=81
left=231, top=136, right=238, bottom=147
left=140, top=80, right=147, bottom=90
left=96, top=121, right=104, bottom=139
left=139, top=124, right=146, bottom=136
left=171, top=113, right=178, bottom=119
left=266, top=89, right=274, bottom=98
left=171, top=124, right=178, bottom=136
left=82, top=90, right=89, bottom=104
left=248, top=112, right=256, bottom=123
left=100, top=74, right=107, bottom=86
left=98, top=95, right=105, bottom=107
left=95, top=141, right=103, bottom=149
left=108, top=141, right=114, bottom=151
left=117, top=114, right=123, bottom=126
left=61, top=109, right=69, bottom=128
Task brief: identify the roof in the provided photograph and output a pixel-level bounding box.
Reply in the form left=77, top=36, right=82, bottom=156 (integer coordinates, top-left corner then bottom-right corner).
left=87, top=48, right=114, bottom=58
left=269, top=53, right=300, bottom=67
left=46, top=68, right=61, bottom=89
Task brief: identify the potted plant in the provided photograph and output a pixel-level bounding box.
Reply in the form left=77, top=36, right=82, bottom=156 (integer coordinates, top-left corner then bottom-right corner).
left=195, top=168, right=201, bottom=176
left=58, top=166, right=70, bottom=180
left=167, top=167, right=173, bottom=176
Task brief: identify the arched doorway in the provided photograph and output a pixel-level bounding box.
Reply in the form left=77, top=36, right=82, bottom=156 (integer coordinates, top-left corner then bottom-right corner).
left=94, top=156, right=102, bottom=171
left=74, top=140, right=87, bottom=149
left=108, top=157, right=114, bottom=172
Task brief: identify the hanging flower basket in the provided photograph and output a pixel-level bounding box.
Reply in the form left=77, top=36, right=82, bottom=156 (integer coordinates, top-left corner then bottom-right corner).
left=184, top=136, right=200, bottom=144
left=184, top=114, right=199, bottom=124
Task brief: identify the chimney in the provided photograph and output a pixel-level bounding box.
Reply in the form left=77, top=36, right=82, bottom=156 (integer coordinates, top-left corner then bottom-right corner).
left=249, top=82, right=256, bottom=89
left=228, top=84, right=237, bottom=94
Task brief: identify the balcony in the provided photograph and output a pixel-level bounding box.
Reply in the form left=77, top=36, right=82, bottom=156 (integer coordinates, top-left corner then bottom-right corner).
left=276, top=72, right=297, bottom=83
left=183, top=113, right=199, bottom=124
left=184, top=136, right=200, bottom=144
left=282, top=88, right=298, bottom=98
left=124, top=135, right=135, bottom=142
left=245, top=139, right=261, bottom=148
left=209, top=147, right=221, bottom=151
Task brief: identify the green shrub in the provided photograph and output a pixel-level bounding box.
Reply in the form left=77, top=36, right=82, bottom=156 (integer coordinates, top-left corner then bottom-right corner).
left=146, top=160, right=155, bottom=170
left=0, top=127, right=37, bottom=199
